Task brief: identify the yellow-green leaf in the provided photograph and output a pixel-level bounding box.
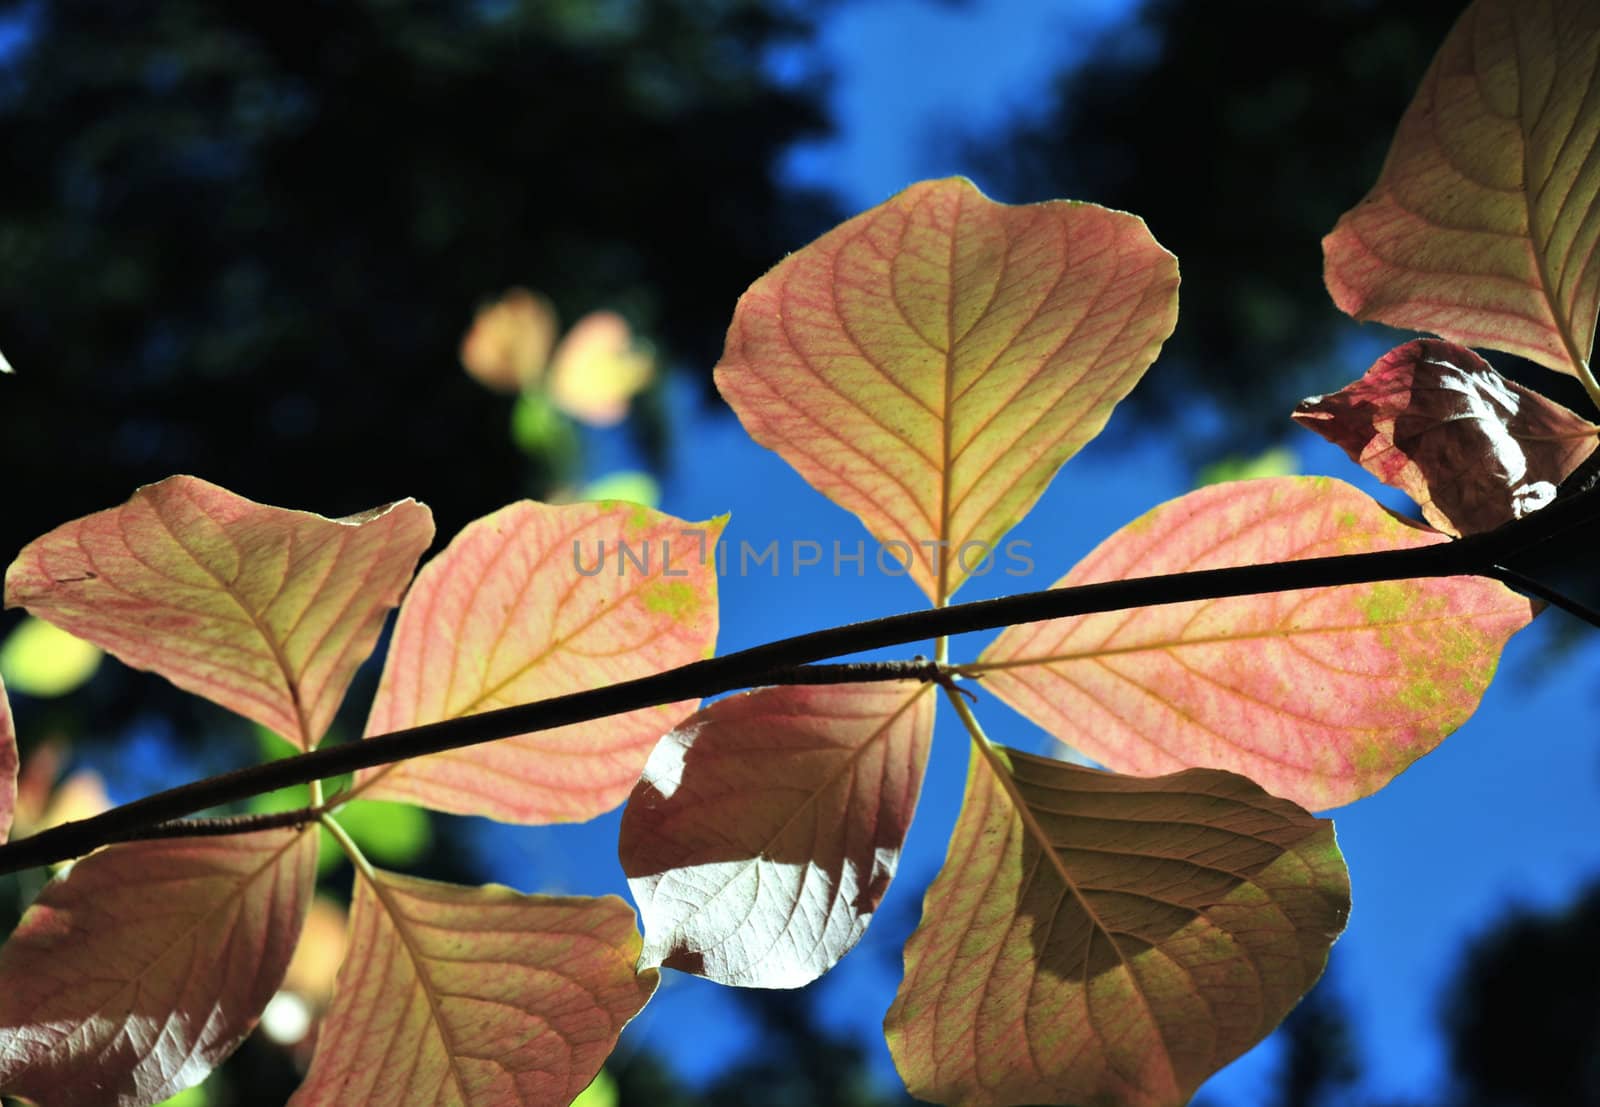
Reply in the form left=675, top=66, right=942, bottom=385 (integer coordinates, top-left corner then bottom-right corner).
left=620, top=681, right=935, bottom=987
left=0, top=616, right=102, bottom=698
left=357, top=501, right=722, bottom=823
left=975, top=477, right=1535, bottom=810
left=0, top=828, right=317, bottom=1107
left=3, top=476, right=434, bottom=750
left=1323, top=0, right=1600, bottom=393
left=886, top=746, right=1349, bottom=1107
left=290, top=874, right=656, bottom=1107
left=715, top=176, right=1179, bottom=604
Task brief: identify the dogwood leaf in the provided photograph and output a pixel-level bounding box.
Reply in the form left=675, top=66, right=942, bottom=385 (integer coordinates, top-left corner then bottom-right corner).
left=1323, top=0, right=1600, bottom=386
left=290, top=874, right=656, bottom=1107
left=977, top=477, right=1534, bottom=810
left=1295, top=339, right=1599, bottom=535
left=0, top=674, right=14, bottom=844
left=0, top=828, right=317, bottom=1107
left=3, top=476, right=433, bottom=749
left=887, top=746, right=1349, bottom=1107
left=358, top=501, right=722, bottom=823
left=715, top=176, right=1178, bottom=604
left=620, top=681, right=934, bottom=987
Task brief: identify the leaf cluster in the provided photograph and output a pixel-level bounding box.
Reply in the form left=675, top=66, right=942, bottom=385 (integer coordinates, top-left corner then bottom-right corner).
left=0, top=0, right=1597, bottom=1103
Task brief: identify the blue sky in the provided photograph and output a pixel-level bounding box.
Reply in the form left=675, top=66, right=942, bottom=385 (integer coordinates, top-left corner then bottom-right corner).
left=472, top=1, right=1600, bottom=1102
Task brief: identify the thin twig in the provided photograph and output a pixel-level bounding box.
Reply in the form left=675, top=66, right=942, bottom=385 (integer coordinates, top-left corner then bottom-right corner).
left=0, top=489, right=1593, bottom=874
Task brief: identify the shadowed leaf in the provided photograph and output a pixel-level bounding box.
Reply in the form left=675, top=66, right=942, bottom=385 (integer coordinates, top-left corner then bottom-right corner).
left=1323, top=0, right=1600, bottom=385
left=3, top=476, right=434, bottom=750
left=358, top=501, right=722, bottom=823
left=619, top=681, right=934, bottom=987
left=976, top=477, right=1534, bottom=810
left=290, top=873, right=656, bottom=1107
left=886, top=746, right=1350, bottom=1107
left=1295, top=339, right=1598, bottom=535
left=0, top=674, right=13, bottom=844
left=715, top=176, right=1179, bottom=604
left=0, top=828, right=317, bottom=1107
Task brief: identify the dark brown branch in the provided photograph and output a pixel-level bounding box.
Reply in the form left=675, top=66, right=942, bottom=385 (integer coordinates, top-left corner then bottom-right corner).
left=0, top=491, right=1591, bottom=875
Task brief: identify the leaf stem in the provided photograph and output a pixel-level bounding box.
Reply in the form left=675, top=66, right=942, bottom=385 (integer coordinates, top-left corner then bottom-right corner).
left=0, top=496, right=1591, bottom=875
left=319, top=810, right=376, bottom=883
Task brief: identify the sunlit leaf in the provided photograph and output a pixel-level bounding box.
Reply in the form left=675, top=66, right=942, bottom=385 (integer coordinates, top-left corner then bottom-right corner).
left=886, top=746, right=1349, bottom=1107
left=976, top=477, right=1534, bottom=810
left=1323, top=0, right=1600, bottom=385
left=548, top=311, right=655, bottom=427
left=1294, top=338, right=1598, bottom=536
left=620, top=681, right=934, bottom=987
left=715, top=176, right=1179, bottom=604
left=0, top=828, right=317, bottom=1107
left=0, top=674, right=14, bottom=844
left=289, top=873, right=656, bottom=1107
left=358, top=500, right=722, bottom=823
left=3, top=476, right=434, bottom=750
left=460, top=287, right=559, bottom=394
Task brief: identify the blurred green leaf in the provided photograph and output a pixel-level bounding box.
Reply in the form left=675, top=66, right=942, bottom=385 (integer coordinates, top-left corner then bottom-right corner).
left=1194, top=445, right=1297, bottom=488
left=155, top=1082, right=210, bottom=1106
left=0, top=616, right=102, bottom=697
left=511, top=389, right=581, bottom=461
left=582, top=470, right=661, bottom=507
left=333, top=799, right=432, bottom=867
left=572, top=1067, right=618, bottom=1107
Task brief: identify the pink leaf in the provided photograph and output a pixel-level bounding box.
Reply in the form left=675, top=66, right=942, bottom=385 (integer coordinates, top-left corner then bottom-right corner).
left=0, top=828, right=317, bottom=1107
left=0, top=674, right=14, bottom=845
left=976, top=477, right=1535, bottom=810
left=3, top=476, right=434, bottom=749
left=1295, top=339, right=1599, bottom=536
left=357, top=501, right=722, bottom=823
left=619, top=681, right=935, bottom=987
left=887, top=746, right=1349, bottom=1107
left=290, top=873, right=656, bottom=1107
left=715, top=176, right=1179, bottom=604
left=1323, top=0, right=1600, bottom=383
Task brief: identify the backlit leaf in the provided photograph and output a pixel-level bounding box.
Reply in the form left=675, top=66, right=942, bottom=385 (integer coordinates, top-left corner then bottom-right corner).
left=3, top=476, right=434, bottom=750
left=886, top=746, right=1349, bottom=1107
left=1323, top=0, right=1600, bottom=384
left=358, top=501, right=722, bottom=823
left=1295, top=339, right=1599, bottom=536
left=976, top=477, right=1534, bottom=810
left=715, top=176, right=1179, bottom=604
left=0, top=674, right=14, bottom=844
left=290, top=873, right=656, bottom=1107
left=0, top=828, right=317, bottom=1107
left=619, top=681, right=934, bottom=987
